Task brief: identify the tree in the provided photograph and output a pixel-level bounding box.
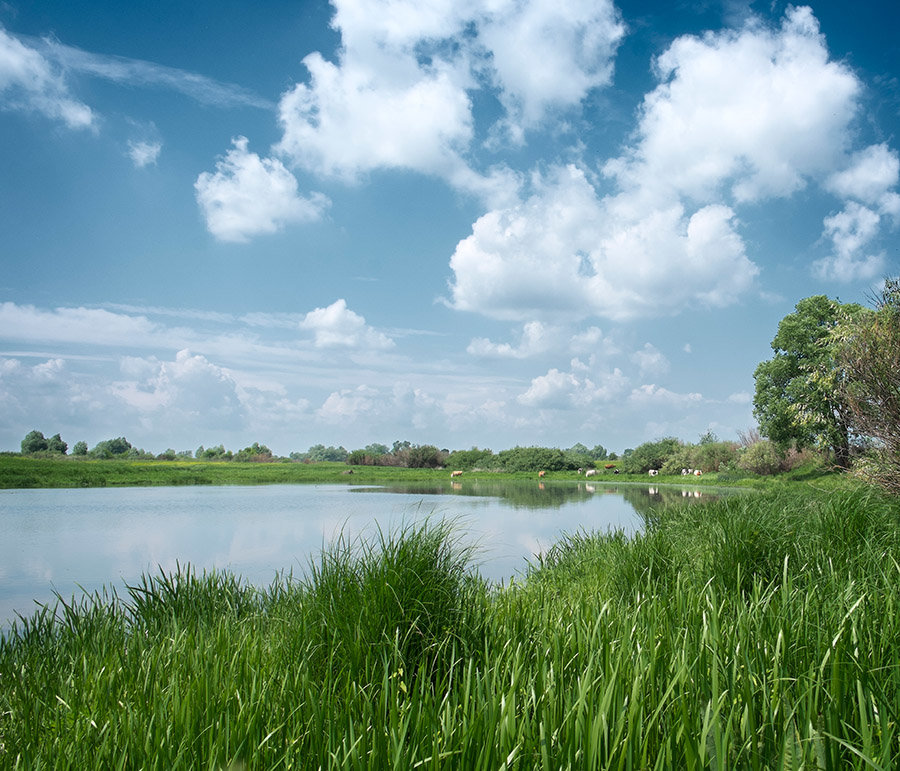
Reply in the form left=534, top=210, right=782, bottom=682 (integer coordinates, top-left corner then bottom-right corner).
left=72, top=440, right=88, bottom=456
left=90, top=437, right=133, bottom=458
left=753, top=295, right=864, bottom=468
left=833, top=278, right=900, bottom=493
left=21, top=430, right=49, bottom=454
left=620, top=438, right=681, bottom=474
left=46, top=433, right=67, bottom=454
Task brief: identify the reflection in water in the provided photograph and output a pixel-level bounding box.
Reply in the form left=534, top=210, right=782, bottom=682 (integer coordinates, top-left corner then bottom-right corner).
left=1, top=482, right=718, bottom=628
left=353, top=480, right=717, bottom=515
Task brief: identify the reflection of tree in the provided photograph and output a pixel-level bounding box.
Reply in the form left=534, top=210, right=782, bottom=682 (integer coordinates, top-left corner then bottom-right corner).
left=350, top=481, right=715, bottom=512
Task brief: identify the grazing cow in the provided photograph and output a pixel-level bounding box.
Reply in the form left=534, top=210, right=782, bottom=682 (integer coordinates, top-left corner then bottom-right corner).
left=681, top=468, right=688, bottom=476
left=648, top=469, right=659, bottom=476
left=694, top=469, right=702, bottom=476
left=614, top=468, right=620, bottom=474
left=538, top=470, right=546, bottom=478
left=604, top=463, right=616, bottom=469
left=451, top=470, right=463, bottom=478
left=585, top=469, right=598, bottom=477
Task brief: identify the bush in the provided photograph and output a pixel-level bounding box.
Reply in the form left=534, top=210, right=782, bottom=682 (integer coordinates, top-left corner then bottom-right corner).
left=736, top=440, right=783, bottom=475
left=620, top=437, right=681, bottom=474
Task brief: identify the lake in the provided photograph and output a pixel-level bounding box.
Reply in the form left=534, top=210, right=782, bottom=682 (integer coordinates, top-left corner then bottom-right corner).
left=0, top=480, right=713, bottom=629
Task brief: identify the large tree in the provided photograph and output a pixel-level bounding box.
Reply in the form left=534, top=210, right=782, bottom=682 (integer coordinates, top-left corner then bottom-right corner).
left=832, top=278, right=900, bottom=492
left=753, top=295, right=864, bottom=468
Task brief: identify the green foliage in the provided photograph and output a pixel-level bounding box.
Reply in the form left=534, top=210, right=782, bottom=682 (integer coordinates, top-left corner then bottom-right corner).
left=305, top=443, right=349, bottom=462
left=195, top=444, right=232, bottom=460
left=753, top=295, right=864, bottom=467
left=447, top=447, right=495, bottom=470
left=89, top=436, right=133, bottom=459
left=736, top=439, right=784, bottom=475
left=234, top=442, right=274, bottom=462
left=20, top=430, right=66, bottom=454
left=833, top=277, right=900, bottom=494
left=496, top=445, right=575, bottom=472
left=4, top=488, right=900, bottom=768
left=72, top=440, right=88, bottom=456
left=620, top=437, right=681, bottom=473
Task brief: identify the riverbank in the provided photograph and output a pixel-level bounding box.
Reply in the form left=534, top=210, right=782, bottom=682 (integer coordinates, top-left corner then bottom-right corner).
left=2, top=480, right=897, bottom=768
left=0, top=453, right=832, bottom=489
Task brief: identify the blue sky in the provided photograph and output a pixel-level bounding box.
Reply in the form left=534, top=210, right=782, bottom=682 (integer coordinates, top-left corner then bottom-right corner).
left=1, top=0, right=898, bottom=456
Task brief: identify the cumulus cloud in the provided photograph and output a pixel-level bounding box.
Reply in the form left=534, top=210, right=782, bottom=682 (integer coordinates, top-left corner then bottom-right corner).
left=467, top=321, right=553, bottom=358
left=448, top=165, right=758, bottom=321
left=300, top=299, right=395, bottom=350
left=0, top=26, right=94, bottom=129
left=813, top=202, right=885, bottom=282
left=447, top=6, right=884, bottom=322
left=275, top=0, right=622, bottom=199
left=628, top=384, right=703, bottom=406
left=111, top=350, right=244, bottom=431
left=517, top=362, right=627, bottom=408
left=195, top=136, right=330, bottom=242
left=604, top=6, right=859, bottom=207
left=827, top=143, right=900, bottom=206
left=630, top=343, right=669, bottom=377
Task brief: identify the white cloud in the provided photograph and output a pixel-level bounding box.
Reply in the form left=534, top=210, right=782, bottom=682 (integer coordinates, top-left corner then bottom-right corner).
left=300, top=299, right=395, bottom=350
left=37, top=36, right=273, bottom=110
left=448, top=165, right=758, bottom=321
left=628, top=384, right=703, bottom=406
left=467, top=321, right=552, bottom=358
left=127, top=139, right=162, bottom=168
left=517, top=363, right=626, bottom=408
left=0, top=27, right=94, bottom=129
left=275, top=0, right=621, bottom=200
left=813, top=201, right=885, bottom=282
left=827, top=143, right=900, bottom=206
left=604, top=6, right=860, bottom=207
left=111, top=350, right=244, bottom=431
left=195, top=136, right=330, bottom=242
left=0, top=303, right=159, bottom=347
left=477, top=0, right=624, bottom=135
left=630, top=343, right=669, bottom=377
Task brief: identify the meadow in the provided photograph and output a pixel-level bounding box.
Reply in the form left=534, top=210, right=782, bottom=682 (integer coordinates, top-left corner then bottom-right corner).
left=2, top=477, right=899, bottom=768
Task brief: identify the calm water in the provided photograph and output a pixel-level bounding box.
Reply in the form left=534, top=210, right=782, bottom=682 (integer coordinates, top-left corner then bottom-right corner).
left=0, top=481, right=712, bottom=628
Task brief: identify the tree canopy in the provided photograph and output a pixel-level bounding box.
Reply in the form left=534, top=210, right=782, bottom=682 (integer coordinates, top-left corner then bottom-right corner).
left=753, top=295, right=864, bottom=468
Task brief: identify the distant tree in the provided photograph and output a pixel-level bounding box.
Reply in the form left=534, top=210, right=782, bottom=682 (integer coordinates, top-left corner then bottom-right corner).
left=364, top=443, right=389, bottom=457
left=496, top=446, right=575, bottom=472
left=833, top=277, right=900, bottom=493
left=21, top=430, right=48, bottom=454
left=72, top=440, right=88, bottom=456
left=590, top=444, right=608, bottom=460
left=620, top=438, right=681, bottom=474
left=198, top=444, right=231, bottom=460
left=753, top=295, right=865, bottom=468
left=46, top=433, right=67, bottom=454
left=157, top=448, right=177, bottom=461
left=447, top=447, right=495, bottom=470
left=406, top=444, right=444, bottom=468
left=90, top=437, right=133, bottom=458
left=235, top=442, right=274, bottom=462
left=306, top=444, right=348, bottom=462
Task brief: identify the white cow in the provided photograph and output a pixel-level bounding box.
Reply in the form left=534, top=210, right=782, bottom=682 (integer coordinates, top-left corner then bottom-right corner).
left=648, top=469, right=659, bottom=476
left=585, top=469, right=598, bottom=477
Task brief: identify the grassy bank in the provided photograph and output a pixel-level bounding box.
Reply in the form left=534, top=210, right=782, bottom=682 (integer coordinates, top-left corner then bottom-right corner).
left=2, top=483, right=899, bottom=768
left=0, top=453, right=835, bottom=490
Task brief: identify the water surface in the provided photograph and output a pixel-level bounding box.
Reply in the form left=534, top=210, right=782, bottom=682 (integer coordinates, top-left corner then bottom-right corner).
left=0, top=481, right=713, bottom=628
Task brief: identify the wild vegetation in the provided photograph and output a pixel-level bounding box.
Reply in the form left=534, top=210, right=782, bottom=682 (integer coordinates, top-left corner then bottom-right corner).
left=2, top=482, right=899, bottom=768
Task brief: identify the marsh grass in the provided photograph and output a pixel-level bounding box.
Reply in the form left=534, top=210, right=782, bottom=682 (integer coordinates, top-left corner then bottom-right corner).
left=2, top=488, right=900, bottom=768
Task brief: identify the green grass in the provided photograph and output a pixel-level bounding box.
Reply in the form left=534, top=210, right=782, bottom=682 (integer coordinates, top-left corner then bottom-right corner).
left=2, top=485, right=899, bottom=768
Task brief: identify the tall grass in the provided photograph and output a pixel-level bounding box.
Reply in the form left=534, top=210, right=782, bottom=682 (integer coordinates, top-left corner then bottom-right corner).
left=2, top=487, right=899, bottom=768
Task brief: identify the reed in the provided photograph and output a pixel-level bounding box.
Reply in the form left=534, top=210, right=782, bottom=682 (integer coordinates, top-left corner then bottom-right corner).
left=2, top=486, right=899, bottom=768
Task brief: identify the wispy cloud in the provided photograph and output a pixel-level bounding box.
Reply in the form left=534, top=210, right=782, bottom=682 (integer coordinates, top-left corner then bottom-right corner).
left=34, top=35, right=275, bottom=110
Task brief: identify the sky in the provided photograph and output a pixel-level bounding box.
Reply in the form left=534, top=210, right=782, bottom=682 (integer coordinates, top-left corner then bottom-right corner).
left=1, top=0, right=898, bottom=457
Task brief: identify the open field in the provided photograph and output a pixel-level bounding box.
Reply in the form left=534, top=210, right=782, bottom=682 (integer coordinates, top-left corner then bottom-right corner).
left=2, top=480, right=899, bottom=768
